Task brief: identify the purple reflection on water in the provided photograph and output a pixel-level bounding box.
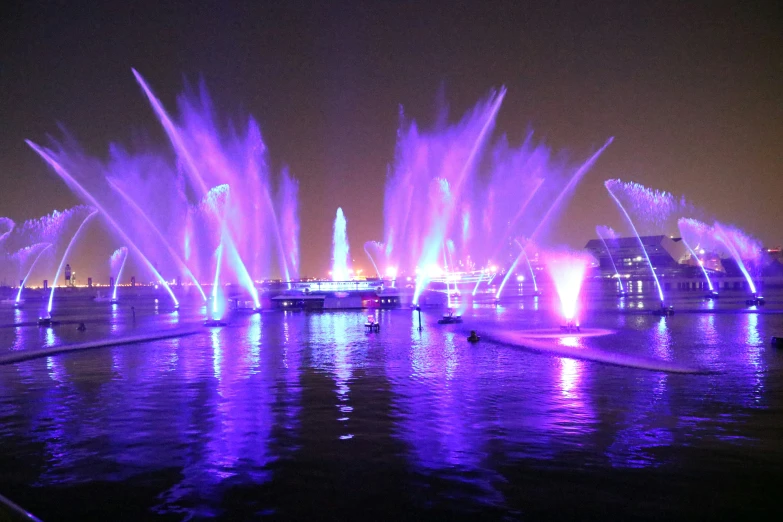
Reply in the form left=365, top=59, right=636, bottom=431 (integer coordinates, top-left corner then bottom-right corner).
left=604, top=369, right=673, bottom=469
left=742, top=313, right=764, bottom=407
left=652, top=317, right=672, bottom=361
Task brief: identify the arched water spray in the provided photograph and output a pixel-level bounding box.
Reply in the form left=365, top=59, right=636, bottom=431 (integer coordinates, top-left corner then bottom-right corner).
left=26, top=141, right=180, bottom=307
left=712, top=222, right=759, bottom=295
left=363, top=241, right=382, bottom=279
left=109, top=247, right=129, bottom=300
left=47, top=210, right=98, bottom=314
left=681, top=239, right=714, bottom=293
left=16, top=243, right=53, bottom=303
left=605, top=181, right=665, bottom=304
left=108, top=179, right=207, bottom=301
left=596, top=226, right=626, bottom=294
left=523, top=250, right=538, bottom=292
left=496, top=240, right=537, bottom=299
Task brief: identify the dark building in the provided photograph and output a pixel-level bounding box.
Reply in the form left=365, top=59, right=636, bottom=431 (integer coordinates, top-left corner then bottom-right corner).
left=584, top=235, right=690, bottom=277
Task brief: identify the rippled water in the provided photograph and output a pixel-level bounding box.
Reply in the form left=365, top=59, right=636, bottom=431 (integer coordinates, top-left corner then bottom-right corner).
left=1, top=290, right=782, bottom=520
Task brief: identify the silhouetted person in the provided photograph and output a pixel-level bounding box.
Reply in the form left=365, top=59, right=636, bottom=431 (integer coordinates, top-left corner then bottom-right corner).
left=77, top=322, right=86, bottom=332
left=131, top=306, right=136, bottom=321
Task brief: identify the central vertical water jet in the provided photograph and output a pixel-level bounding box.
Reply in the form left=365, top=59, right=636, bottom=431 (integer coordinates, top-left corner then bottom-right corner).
left=332, top=208, right=350, bottom=281
left=544, top=250, right=592, bottom=329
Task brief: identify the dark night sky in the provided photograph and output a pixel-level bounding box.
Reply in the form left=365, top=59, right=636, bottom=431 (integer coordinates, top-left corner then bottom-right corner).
left=1, top=0, right=781, bottom=277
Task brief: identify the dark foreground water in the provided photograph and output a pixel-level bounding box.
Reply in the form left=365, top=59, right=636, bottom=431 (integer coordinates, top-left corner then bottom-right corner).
left=1, top=290, right=783, bottom=520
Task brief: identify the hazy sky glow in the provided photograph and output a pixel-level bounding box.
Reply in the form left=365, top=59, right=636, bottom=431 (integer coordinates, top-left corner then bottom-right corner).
left=1, top=1, right=780, bottom=278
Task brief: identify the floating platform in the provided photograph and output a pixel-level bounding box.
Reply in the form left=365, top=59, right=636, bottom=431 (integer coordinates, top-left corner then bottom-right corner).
left=746, top=295, right=765, bottom=306
left=438, top=312, right=463, bottom=324
left=652, top=306, right=675, bottom=317
left=204, top=319, right=228, bottom=327
left=560, top=323, right=581, bottom=333
left=364, top=322, right=380, bottom=332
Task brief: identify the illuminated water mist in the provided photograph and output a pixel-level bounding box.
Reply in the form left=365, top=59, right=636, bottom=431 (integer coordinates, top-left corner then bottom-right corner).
left=47, top=210, right=99, bottom=314
left=0, top=217, right=14, bottom=245
left=495, top=139, right=613, bottom=298
left=332, top=208, right=350, bottom=281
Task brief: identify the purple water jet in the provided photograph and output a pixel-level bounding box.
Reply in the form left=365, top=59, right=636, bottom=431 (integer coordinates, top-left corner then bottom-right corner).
left=210, top=243, right=225, bottom=320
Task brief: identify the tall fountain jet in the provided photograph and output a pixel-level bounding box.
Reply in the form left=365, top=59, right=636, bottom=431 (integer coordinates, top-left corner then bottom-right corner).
left=332, top=208, right=350, bottom=281
left=544, top=250, right=592, bottom=331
